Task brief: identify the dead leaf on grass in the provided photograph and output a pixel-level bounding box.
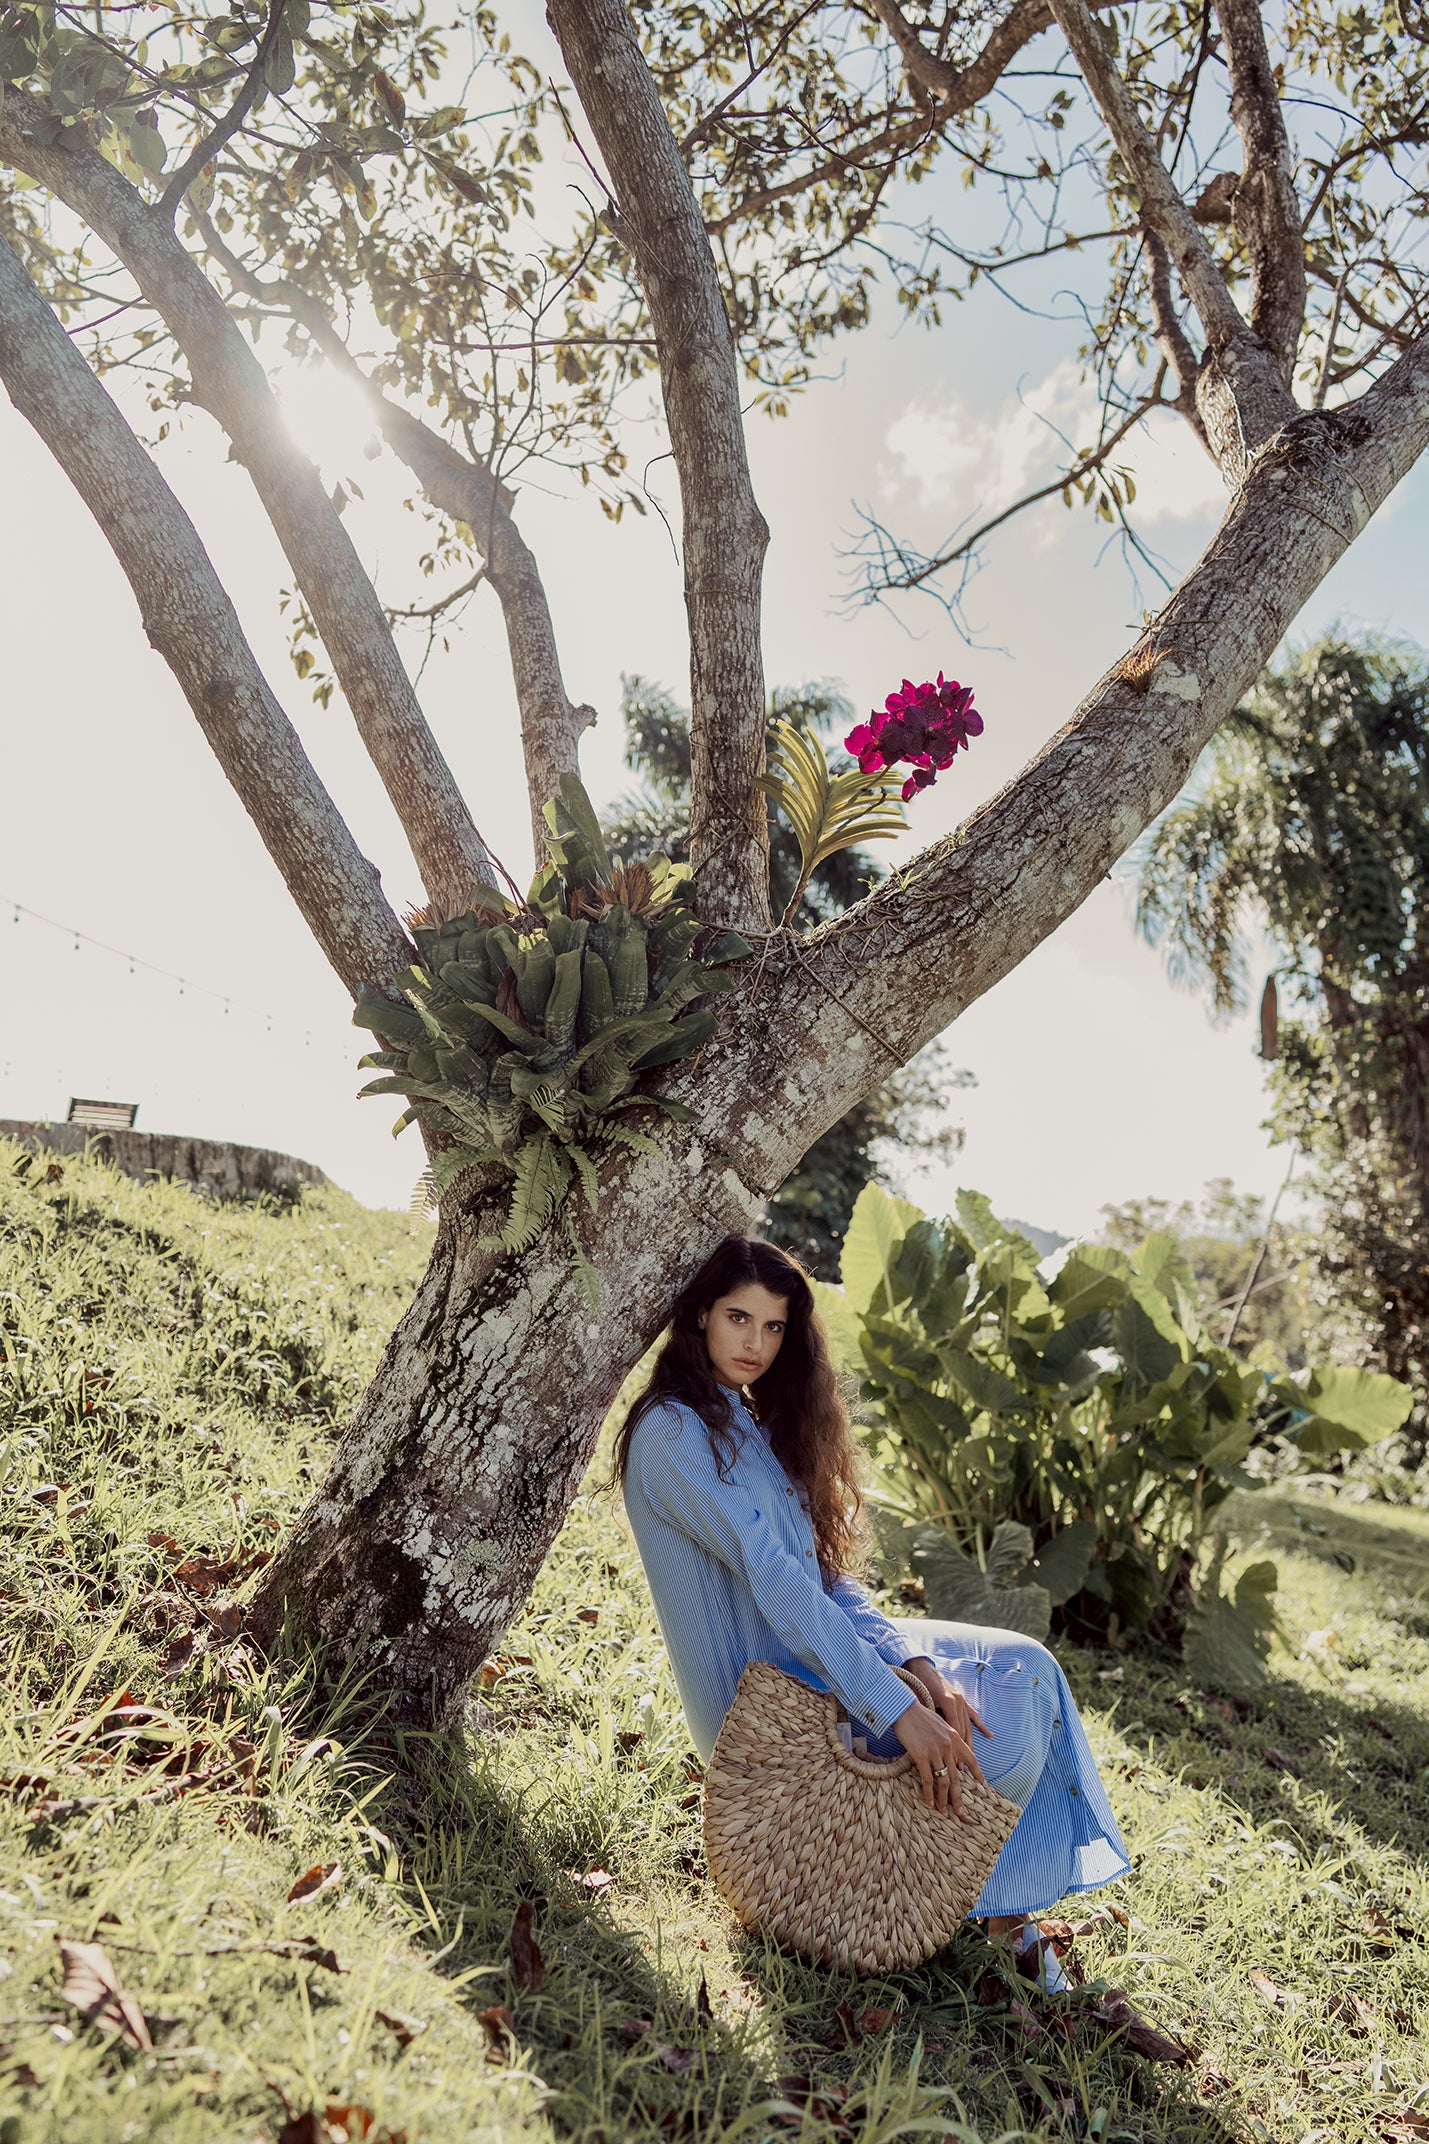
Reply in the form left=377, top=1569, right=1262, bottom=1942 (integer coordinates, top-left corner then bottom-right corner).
left=1090, top=1989, right=1190, bottom=2064
left=1249, top=1969, right=1285, bottom=2007
left=203, top=1601, right=244, bottom=1640
left=509, top=1901, right=544, bottom=1994
left=695, top=1972, right=712, bottom=2025
left=57, top=1938, right=152, bottom=2051
left=375, top=2008, right=427, bottom=2049
left=287, top=1863, right=342, bottom=1903
left=475, top=2003, right=517, bottom=2055
left=569, top=1867, right=613, bottom=1894
left=577, top=1607, right=600, bottom=1625
left=1262, top=1746, right=1300, bottom=1774
left=159, top=1628, right=199, bottom=1678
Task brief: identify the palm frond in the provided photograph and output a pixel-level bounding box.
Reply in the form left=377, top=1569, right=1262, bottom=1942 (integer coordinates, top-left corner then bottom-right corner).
left=757, top=720, right=906, bottom=925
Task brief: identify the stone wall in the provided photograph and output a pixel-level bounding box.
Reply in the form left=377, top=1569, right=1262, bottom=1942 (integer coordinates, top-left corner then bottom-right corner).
left=0, top=1120, right=326, bottom=1199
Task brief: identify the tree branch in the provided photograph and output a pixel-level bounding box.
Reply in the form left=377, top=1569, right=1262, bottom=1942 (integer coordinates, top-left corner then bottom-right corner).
left=1047, top=0, right=1296, bottom=477
left=1145, top=228, right=1210, bottom=447
left=0, top=87, right=492, bottom=915
left=156, top=0, right=287, bottom=223
left=549, top=0, right=773, bottom=932
left=705, top=0, right=1116, bottom=237
left=688, top=333, right=1429, bottom=1190
left=1213, top=0, right=1306, bottom=381
left=195, top=219, right=594, bottom=855
left=0, top=231, right=410, bottom=1001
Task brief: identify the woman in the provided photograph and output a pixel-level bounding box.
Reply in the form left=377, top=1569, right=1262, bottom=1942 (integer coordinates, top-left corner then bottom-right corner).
left=617, top=1235, right=1130, bottom=1986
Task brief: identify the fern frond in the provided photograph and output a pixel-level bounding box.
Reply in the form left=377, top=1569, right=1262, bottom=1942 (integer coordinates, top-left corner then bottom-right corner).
left=563, top=1208, right=602, bottom=1310
left=598, top=1121, right=661, bottom=1158
left=490, top=1134, right=572, bottom=1252
left=569, top=1144, right=601, bottom=1212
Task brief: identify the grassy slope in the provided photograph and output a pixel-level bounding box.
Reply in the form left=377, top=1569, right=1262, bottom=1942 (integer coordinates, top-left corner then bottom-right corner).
left=0, top=1140, right=1426, bottom=2144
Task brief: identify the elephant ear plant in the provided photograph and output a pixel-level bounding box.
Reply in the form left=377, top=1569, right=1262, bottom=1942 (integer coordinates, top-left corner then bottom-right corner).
left=836, top=1184, right=1411, bottom=1687
left=353, top=774, right=750, bottom=1290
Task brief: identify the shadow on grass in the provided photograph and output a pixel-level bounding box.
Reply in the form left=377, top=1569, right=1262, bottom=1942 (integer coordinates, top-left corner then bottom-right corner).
left=362, top=1717, right=1251, bottom=2144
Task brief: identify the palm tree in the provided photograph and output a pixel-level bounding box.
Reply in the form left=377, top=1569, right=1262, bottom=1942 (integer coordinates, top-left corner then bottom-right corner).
left=1136, top=636, right=1429, bottom=1403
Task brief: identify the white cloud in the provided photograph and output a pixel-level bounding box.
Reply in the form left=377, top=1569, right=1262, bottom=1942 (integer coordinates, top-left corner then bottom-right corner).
left=883, top=363, right=1226, bottom=534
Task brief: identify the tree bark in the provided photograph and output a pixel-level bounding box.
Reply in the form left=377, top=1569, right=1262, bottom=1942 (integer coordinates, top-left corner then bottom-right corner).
left=249, top=326, right=1429, bottom=1722
left=0, top=232, right=411, bottom=1000
left=548, top=0, right=773, bottom=933
left=0, top=89, right=493, bottom=915
left=1048, top=0, right=1298, bottom=476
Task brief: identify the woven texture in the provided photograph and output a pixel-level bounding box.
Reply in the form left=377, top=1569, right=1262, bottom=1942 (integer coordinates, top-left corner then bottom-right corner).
left=703, top=1661, right=1022, bottom=1975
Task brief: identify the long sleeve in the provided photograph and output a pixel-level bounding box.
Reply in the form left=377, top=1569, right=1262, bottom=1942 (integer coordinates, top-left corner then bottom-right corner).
left=628, top=1408, right=915, bottom=1739
left=827, top=1574, right=918, bottom=1668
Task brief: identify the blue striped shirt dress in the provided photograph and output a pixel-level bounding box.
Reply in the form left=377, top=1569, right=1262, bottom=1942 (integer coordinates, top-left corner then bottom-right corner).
left=623, top=1393, right=1130, bottom=1919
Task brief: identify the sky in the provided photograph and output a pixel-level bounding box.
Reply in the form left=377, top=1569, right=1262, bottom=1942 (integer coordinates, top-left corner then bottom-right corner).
left=4, top=28, right=1428, bottom=1241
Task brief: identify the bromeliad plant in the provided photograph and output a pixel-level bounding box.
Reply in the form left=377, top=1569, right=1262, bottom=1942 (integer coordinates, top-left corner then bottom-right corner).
left=353, top=775, right=749, bottom=1268
left=833, top=1184, right=1411, bottom=1685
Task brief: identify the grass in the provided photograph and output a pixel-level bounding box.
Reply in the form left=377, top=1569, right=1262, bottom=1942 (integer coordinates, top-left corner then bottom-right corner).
left=1, top=1136, right=1427, bottom=2144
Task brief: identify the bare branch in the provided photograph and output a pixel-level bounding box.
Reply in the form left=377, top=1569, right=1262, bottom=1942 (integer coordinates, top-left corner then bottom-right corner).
left=156, top=0, right=287, bottom=223
left=0, top=231, right=410, bottom=1001
left=693, top=332, right=1429, bottom=1189
left=549, top=0, right=773, bottom=932
left=706, top=0, right=1116, bottom=238
left=0, top=87, right=493, bottom=915
left=1145, top=228, right=1210, bottom=447
left=1048, top=0, right=1296, bottom=475
left=196, top=221, right=594, bottom=854
left=1213, top=0, right=1306, bottom=380
left=858, top=385, right=1166, bottom=596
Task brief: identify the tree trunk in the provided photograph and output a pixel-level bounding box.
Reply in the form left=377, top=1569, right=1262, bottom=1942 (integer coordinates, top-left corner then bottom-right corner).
left=248, top=1146, right=761, bottom=1722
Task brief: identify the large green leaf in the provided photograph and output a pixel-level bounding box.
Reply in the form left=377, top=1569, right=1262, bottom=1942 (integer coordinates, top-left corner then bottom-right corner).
left=1115, top=1273, right=1188, bottom=1389
left=1184, top=1547, right=1279, bottom=1692
left=910, top=1523, right=1052, bottom=1640
left=840, top=1182, right=923, bottom=1313
left=810, top=1280, right=862, bottom=1371
left=1050, top=1243, right=1129, bottom=1320
left=1271, top=1365, right=1413, bottom=1456
left=936, top=1347, right=1028, bottom=1415
left=1023, top=1520, right=1099, bottom=1605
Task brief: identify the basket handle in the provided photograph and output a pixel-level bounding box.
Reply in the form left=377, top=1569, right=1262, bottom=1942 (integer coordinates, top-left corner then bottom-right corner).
left=893, top=1662, right=935, bottom=1710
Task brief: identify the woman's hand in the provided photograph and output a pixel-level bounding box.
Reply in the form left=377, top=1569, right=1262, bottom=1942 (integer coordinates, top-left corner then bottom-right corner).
left=902, top=1654, right=993, bottom=1765
left=891, top=1689, right=986, bottom=1818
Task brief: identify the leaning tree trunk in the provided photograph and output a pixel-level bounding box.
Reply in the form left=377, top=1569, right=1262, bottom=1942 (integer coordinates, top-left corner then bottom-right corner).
left=248, top=1144, right=762, bottom=1722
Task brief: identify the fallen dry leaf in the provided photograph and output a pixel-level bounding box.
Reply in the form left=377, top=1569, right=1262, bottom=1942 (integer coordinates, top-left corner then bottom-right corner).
left=1090, top=1990, right=1190, bottom=2064
left=375, top=2008, right=427, bottom=2050
left=1006, top=1996, right=1043, bottom=2043
left=656, top=2042, right=695, bottom=2074
left=1262, top=1746, right=1300, bottom=1775
left=577, top=1607, right=600, bottom=1625
left=204, top=1601, right=244, bottom=1641
left=57, top=1938, right=152, bottom=2051
left=509, top=1901, right=544, bottom=1995
left=1249, top=1970, right=1284, bottom=2007
left=287, top=1863, right=342, bottom=1904
left=159, top=1628, right=199, bottom=1679
left=475, top=2003, right=517, bottom=2055
left=570, top=1867, right=613, bottom=1894
left=695, top=1973, right=712, bottom=2025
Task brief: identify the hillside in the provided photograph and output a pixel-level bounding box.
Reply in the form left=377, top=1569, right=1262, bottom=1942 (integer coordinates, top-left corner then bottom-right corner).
left=1, top=1139, right=1427, bottom=2144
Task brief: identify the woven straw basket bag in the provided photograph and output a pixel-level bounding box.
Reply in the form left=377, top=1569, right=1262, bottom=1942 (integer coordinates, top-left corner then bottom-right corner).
left=703, top=1660, right=1021, bottom=1976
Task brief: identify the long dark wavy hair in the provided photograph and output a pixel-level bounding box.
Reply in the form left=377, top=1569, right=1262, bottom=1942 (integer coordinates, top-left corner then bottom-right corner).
left=614, top=1236, right=866, bottom=1578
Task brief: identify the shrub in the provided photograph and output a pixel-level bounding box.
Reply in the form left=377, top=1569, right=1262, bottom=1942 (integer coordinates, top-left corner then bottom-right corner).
left=832, top=1185, right=1410, bottom=1684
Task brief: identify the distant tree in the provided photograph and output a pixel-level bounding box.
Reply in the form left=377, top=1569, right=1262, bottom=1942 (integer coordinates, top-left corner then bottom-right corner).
left=1096, top=1178, right=1318, bottom=1372
left=605, top=678, right=968, bottom=1278
left=1136, top=640, right=1429, bottom=1411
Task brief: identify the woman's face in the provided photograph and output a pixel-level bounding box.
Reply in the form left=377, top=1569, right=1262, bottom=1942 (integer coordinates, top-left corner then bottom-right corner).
left=699, top=1283, right=789, bottom=1389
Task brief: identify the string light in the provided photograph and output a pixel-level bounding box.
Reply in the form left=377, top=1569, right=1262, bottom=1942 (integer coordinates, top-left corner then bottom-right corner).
left=5, top=897, right=324, bottom=1050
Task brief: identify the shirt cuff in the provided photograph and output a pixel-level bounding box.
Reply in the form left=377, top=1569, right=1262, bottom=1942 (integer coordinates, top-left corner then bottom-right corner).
left=839, top=1655, right=917, bottom=1741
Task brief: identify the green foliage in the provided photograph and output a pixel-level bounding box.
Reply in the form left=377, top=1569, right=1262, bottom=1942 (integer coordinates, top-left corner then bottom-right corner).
left=839, top=1184, right=1409, bottom=1683
left=4, top=1142, right=1429, bottom=2142
left=756, top=717, right=906, bottom=925
left=1137, top=637, right=1429, bottom=1406
left=354, top=773, right=749, bottom=1263
left=604, top=679, right=966, bottom=1280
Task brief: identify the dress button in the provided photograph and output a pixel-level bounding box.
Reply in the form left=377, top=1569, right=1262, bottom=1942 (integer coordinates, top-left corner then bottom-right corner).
left=1069, top=1784, right=1080, bottom=1797
left=1033, top=1676, right=1039, bottom=1686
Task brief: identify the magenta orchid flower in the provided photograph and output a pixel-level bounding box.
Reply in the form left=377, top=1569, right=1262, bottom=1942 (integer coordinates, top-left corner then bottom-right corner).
left=845, top=674, right=983, bottom=799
